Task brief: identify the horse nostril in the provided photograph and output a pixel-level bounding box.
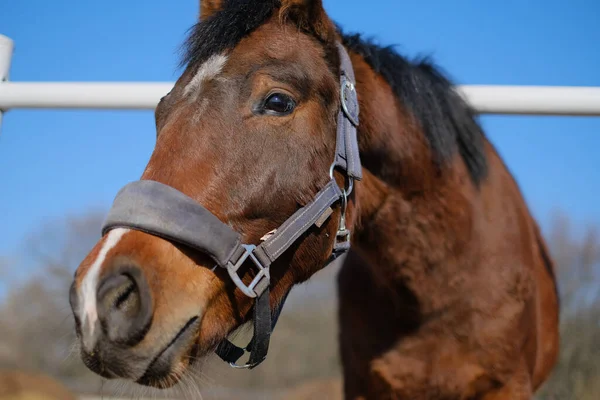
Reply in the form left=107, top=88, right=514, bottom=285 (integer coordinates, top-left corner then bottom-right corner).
left=100, top=274, right=139, bottom=318
left=116, top=281, right=138, bottom=311
left=97, top=266, right=153, bottom=347
left=69, top=281, right=82, bottom=335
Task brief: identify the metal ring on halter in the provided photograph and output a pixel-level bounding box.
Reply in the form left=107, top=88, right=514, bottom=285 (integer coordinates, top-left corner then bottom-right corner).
left=229, top=359, right=263, bottom=369
left=340, top=78, right=359, bottom=127
left=329, top=163, right=354, bottom=195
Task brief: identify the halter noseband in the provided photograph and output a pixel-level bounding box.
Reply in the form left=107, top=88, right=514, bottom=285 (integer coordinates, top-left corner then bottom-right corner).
left=101, top=42, right=361, bottom=369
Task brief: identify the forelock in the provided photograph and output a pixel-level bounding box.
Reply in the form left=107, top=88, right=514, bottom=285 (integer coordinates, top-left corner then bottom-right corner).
left=180, top=0, right=279, bottom=69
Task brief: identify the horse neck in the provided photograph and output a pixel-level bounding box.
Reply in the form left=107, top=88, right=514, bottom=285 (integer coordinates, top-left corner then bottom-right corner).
left=348, top=52, right=477, bottom=298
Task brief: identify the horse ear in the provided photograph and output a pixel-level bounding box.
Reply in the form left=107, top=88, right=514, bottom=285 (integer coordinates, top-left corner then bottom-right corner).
left=279, top=0, right=337, bottom=42
left=200, top=0, right=225, bottom=20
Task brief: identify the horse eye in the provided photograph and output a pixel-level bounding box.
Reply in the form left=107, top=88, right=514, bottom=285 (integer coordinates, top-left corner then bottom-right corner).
left=262, top=93, right=296, bottom=115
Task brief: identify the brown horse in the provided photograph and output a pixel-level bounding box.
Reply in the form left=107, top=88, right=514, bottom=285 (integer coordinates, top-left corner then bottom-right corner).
left=68, top=0, right=560, bottom=398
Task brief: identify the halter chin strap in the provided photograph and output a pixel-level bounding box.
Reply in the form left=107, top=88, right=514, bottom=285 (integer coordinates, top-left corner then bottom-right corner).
left=101, top=42, right=361, bottom=369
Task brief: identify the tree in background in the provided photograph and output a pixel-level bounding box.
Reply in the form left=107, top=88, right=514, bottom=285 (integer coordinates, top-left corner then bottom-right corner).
left=0, top=211, right=107, bottom=393
left=536, top=213, right=600, bottom=400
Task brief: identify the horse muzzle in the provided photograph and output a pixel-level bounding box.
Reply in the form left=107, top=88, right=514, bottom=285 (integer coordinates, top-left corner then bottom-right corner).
left=70, top=260, right=198, bottom=386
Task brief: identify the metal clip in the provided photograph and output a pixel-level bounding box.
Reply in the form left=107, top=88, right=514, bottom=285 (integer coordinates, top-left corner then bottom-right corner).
left=329, top=163, right=353, bottom=252
left=333, top=186, right=351, bottom=251
left=226, top=244, right=270, bottom=298
left=228, top=357, right=265, bottom=370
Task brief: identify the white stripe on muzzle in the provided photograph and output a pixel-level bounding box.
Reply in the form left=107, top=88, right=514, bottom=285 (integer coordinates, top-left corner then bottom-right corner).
left=79, top=228, right=130, bottom=350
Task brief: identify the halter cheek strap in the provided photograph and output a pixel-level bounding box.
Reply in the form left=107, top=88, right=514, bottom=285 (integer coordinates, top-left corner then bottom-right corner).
left=101, top=42, right=361, bottom=369
left=335, top=42, right=362, bottom=181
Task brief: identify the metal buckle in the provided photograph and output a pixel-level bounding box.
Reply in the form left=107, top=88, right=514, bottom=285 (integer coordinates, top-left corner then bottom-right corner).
left=341, top=76, right=359, bottom=126
left=226, top=244, right=270, bottom=298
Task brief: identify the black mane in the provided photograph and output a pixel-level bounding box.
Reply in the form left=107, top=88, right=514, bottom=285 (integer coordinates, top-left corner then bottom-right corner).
left=181, top=1, right=488, bottom=184
left=340, top=31, right=488, bottom=185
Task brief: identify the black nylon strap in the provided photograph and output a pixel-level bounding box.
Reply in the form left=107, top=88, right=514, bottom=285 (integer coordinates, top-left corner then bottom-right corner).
left=215, top=284, right=292, bottom=367
left=214, top=333, right=245, bottom=363
left=246, top=286, right=271, bottom=366
left=215, top=287, right=271, bottom=368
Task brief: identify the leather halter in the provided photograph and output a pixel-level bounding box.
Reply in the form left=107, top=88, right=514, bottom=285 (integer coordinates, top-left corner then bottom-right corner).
left=101, top=42, right=361, bottom=369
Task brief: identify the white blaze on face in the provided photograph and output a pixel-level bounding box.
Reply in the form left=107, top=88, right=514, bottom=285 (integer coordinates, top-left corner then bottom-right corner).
left=79, top=228, right=130, bottom=347
left=183, top=53, right=229, bottom=98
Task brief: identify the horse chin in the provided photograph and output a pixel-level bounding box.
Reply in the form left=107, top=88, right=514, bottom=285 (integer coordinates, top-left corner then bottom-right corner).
left=137, top=365, right=188, bottom=389
left=135, top=317, right=202, bottom=389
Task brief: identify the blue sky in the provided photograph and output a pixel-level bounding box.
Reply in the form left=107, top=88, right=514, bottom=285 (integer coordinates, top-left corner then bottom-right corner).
left=1, top=0, right=599, bottom=259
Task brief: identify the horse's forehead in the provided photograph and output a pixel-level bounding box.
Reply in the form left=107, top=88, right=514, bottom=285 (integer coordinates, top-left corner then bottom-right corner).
left=227, top=21, right=330, bottom=70
left=176, top=20, right=332, bottom=93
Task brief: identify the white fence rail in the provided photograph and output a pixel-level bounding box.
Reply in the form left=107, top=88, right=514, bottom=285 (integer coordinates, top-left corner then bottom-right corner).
left=2, top=81, right=600, bottom=116
left=1, top=34, right=600, bottom=133
left=0, top=82, right=173, bottom=110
